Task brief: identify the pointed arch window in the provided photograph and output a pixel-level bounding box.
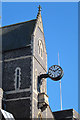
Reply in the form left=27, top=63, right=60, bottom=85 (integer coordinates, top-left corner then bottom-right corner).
left=38, top=40, right=43, bottom=58
left=14, top=67, right=21, bottom=89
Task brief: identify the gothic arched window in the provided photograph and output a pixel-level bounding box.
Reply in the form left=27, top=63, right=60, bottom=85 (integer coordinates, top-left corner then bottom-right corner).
left=38, top=40, right=43, bottom=58
left=14, top=67, right=21, bottom=89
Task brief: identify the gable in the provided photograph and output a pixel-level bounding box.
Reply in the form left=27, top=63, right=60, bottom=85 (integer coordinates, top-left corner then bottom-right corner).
left=1, top=19, right=36, bottom=51
left=33, top=14, right=47, bottom=54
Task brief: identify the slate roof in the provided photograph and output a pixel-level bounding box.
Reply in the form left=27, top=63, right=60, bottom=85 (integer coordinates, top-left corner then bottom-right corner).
left=1, top=19, right=36, bottom=51
left=53, top=109, right=80, bottom=119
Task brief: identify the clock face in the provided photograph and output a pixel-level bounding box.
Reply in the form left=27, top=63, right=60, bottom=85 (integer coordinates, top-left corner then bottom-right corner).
left=48, top=65, right=64, bottom=81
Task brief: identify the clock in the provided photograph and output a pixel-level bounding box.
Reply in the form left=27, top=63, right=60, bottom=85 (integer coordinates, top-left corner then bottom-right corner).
left=48, top=65, right=64, bottom=81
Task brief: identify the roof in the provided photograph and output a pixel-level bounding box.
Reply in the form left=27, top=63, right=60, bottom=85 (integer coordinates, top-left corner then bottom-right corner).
left=53, top=109, right=80, bottom=119
left=1, top=19, right=36, bottom=51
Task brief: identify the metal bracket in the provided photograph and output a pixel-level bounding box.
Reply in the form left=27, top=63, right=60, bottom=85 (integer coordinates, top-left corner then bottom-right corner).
left=38, top=73, right=49, bottom=83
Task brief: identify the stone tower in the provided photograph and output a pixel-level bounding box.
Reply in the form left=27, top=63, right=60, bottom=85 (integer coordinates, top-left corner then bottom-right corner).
left=2, top=6, right=54, bottom=119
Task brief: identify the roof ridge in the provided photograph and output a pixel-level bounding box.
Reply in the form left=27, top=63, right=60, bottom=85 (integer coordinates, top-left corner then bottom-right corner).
left=1, top=19, right=37, bottom=29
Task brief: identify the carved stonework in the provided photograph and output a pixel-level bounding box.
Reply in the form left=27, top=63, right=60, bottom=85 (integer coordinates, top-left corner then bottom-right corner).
left=38, top=93, right=49, bottom=109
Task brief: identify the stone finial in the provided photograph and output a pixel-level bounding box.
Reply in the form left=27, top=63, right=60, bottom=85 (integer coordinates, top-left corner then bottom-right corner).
left=38, top=5, right=42, bottom=12
left=36, top=5, right=42, bottom=19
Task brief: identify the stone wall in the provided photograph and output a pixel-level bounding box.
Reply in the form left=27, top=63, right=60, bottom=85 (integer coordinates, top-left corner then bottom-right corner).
left=2, top=46, right=32, bottom=118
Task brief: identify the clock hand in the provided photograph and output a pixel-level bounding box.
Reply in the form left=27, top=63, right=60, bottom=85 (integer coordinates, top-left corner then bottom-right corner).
left=55, top=68, right=59, bottom=71
left=49, top=68, right=55, bottom=72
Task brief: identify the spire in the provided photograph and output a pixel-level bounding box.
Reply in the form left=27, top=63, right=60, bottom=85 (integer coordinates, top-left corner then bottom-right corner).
left=37, top=5, right=42, bottom=19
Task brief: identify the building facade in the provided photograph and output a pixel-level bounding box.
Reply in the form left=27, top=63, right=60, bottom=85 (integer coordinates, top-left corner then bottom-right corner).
left=1, top=5, right=79, bottom=120
left=2, top=6, right=54, bottom=119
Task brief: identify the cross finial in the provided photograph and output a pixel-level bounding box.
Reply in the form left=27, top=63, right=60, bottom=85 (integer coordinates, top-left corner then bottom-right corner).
left=38, top=5, right=42, bottom=12
left=36, top=5, right=42, bottom=19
